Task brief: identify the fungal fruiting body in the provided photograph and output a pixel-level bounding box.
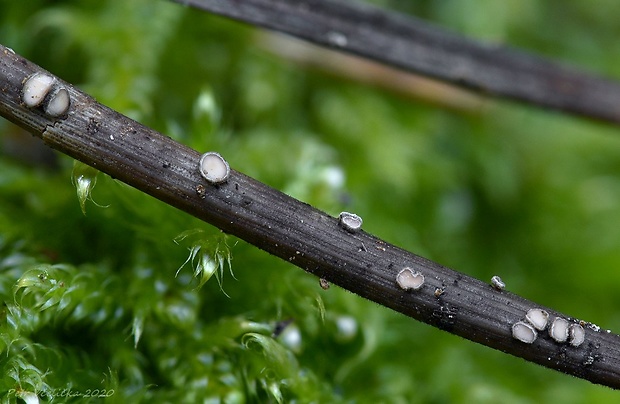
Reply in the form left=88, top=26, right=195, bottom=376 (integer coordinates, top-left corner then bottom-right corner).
left=491, top=275, right=505, bottom=290
left=199, top=152, right=230, bottom=184
left=549, top=317, right=570, bottom=343
left=525, top=308, right=549, bottom=331
left=396, top=267, right=424, bottom=291
left=512, top=321, right=537, bottom=344
left=22, top=72, right=55, bottom=107
left=338, top=212, right=362, bottom=232
left=515, top=309, right=586, bottom=347
left=45, top=87, right=71, bottom=117
left=22, top=72, right=71, bottom=117
left=569, top=324, right=585, bottom=347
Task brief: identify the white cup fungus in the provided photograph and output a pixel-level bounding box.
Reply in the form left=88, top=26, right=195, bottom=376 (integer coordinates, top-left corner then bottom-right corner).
left=568, top=323, right=585, bottom=347
left=22, top=72, right=71, bottom=117
left=525, top=308, right=549, bottom=331
left=512, top=321, right=537, bottom=344
left=22, top=72, right=55, bottom=107
left=199, top=152, right=230, bottom=184
left=396, top=267, right=424, bottom=291
left=491, top=275, right=505, bottom=290
left=45, top=87, right=71, bottom=117
left=549, top=317, right=570, bottom=343
left=338, top=212, right=362, bottom=232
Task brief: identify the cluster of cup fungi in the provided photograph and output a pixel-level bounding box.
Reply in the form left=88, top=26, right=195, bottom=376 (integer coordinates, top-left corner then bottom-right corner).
left=512, top=308, right=585, bottom=347
left=196, top=150, right=591, bottom=352
left=22, top=72, right=71, bottom=118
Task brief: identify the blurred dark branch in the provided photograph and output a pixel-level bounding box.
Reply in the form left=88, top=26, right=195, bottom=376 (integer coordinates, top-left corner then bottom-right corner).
left=257, top=33, right=485, bottom=113
left=2, top=45, right=620, bottom=388
left=171, top=0, right=620, bottom=125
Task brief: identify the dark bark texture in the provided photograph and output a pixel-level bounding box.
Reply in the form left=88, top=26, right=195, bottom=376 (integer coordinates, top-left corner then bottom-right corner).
left=171, top=0, right=620, bottom=125
left=2, top=44, right=620, bottom=388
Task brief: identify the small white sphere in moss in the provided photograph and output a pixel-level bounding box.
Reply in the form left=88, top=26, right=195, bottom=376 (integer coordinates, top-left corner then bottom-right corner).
left=22, top=72, right=55, bottom=107
left=396, top=267, right=424, bottom=291
left=525, top=308, right=549, bottom=331
left=17, top=391, right=39, bottom=404
left=491, top=275, right=505, bottom=290
left=549, top=317, right=570, bottom=343
left=279, top=324, right=302, bottom=353
left=569, top=323, right=585, bottom=347
left=45, top=87, right=70, bottom=117
left=338, top=212, right=362, bottom=232
left=512, top=321, right=537, bottom=344
left=199, top=152, right=230, bottom=184
left=336, top=315, right=358, bottom=342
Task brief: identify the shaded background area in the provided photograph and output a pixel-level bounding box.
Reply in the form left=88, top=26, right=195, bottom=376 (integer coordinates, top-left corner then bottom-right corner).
left=2, top=0, right=620, bottom=402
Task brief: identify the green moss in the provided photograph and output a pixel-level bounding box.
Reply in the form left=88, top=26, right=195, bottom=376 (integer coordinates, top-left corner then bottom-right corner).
left=2, top=0, right=620, bottom=402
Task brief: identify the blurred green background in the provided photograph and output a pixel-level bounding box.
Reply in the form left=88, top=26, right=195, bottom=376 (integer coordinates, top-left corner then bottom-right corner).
left=2, top=0, right=620, bottom=402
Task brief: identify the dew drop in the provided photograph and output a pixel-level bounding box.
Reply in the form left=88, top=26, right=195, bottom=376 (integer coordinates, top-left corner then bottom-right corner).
left=279, top=324, right=302, bottom=353
left=336, top=316, right=358, bottom=342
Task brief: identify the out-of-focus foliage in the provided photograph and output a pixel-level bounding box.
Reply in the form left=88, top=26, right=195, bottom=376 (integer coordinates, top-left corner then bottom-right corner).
left=1, top=0, right=620, bottom=402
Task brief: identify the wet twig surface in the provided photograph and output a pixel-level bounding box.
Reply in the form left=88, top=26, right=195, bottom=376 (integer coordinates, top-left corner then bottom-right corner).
left=171, top=0, right=620, bottom=125
left=2, top=44, right=620, bottom=388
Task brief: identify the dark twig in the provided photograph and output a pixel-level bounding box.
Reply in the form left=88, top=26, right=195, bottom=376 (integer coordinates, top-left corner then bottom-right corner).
left=170, top=0, right=620, bottom=125
left=2, top=45, right=620, bottom=388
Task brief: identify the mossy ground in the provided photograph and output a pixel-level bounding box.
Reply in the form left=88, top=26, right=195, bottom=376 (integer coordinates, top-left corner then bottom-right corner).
left=2, top=1, right=620, bottom=402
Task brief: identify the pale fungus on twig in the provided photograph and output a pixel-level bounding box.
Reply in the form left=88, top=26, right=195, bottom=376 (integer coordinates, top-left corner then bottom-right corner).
left=490, top=275, right=505, bottom=291
left=21, top=72, right=70, bottom=117
left=512, top=321, right=537, bottom=344
left=44, top=87, right=71, bottom=117
left=396, top=267, right=424, bottom=291
left=549, top=317, right=570, bottom=343
left=525, top=308, right=549, bottom=331
left=569, top=323, right=586, bottom=347
left=22, top=72, right=55, bottom=107
left=338, top=212, right=362, bottom=232
left=199, top=152, right=230, bottom=184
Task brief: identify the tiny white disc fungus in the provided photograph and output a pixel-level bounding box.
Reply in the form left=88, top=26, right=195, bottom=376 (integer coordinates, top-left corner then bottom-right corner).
left=45, top=87, right=70, bottom=117
left=549, top=317, right=570, bottom=343
left=22, top=72, right=55, bottom=107
left=491, top=275, right=505, bottom=291
left=338, top=212, right=362, bottom=232
left=512, top=321, right=537, bottom=344
left=396, top=267, right=424, bottom=291
left=525, top=308, right=549, bottom=331
left=199, top=152, right=230, bottom=184
left=569, top=323, right=585, bottom=347
left=326, top=31, right=348, bottom=47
